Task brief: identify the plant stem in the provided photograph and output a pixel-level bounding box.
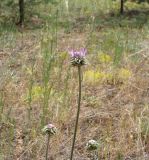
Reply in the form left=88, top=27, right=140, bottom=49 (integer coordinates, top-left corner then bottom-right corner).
left=93, top=150, right=99, bottom=160
left=45, top=134, right=50, bottom=160
left=70, top=65, right=82, bottom=160
left=120, top=0, right=124, bottom=14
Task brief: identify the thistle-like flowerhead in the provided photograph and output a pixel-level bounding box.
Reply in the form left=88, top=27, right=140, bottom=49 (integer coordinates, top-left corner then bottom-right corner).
left=42, top=124, right=57, bottom=135
left=69, top=48, right=87, bottom=66
left=86, top=139, right=99, bottom=151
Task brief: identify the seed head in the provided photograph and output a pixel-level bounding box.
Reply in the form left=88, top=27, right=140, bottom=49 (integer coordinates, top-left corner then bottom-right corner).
left=86, top=139, right=99, bottom=151
left=42, top=124, right=57, bottom=135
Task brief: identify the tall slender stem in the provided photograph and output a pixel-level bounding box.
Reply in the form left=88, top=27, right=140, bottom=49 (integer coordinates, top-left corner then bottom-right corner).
left=18, top=0, right=24, bottom=25
left=70, top=66, right=82, bottom=160
left=93, top=150, right=99, bottom=160
left=45, top=134, right=50, bottom=160
left=120, top=0, right=124, bottom=14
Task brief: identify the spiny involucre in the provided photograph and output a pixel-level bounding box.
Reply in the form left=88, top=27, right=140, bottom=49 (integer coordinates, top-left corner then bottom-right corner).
left=42, top=124, right=57, bottom=135
left=86, top=139, right=99, bottom=151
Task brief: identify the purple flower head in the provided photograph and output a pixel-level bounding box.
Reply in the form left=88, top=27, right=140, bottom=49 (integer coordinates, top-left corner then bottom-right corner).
left=68, top=48, right=87, bottom=66
left=42, top=123, right=57, bottom=135
left=69, top=48, right=87, bottom=58
left=47, top=124, right=55, bottom=129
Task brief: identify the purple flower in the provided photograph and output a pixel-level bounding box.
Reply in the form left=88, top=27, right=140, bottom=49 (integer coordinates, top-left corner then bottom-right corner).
left=69, top=48, right=87, bottom=58
left=47, top=124, right=55, bottom=129
left=68, top=48, right=87, bottom=66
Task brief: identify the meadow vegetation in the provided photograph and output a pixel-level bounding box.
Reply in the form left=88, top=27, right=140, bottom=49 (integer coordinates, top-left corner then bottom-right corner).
left=0, top=0, right=149, bottom=159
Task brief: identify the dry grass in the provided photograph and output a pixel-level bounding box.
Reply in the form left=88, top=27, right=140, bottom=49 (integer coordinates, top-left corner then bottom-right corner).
left=0, top=29, right=149, bottom=159
left=0, top=1, right=149, bottom=160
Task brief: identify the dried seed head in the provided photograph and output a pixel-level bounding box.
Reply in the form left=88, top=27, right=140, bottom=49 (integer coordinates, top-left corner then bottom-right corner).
left=86, top=139, right=99, bottom=151
left=42, top=124, right=57, bottom=135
